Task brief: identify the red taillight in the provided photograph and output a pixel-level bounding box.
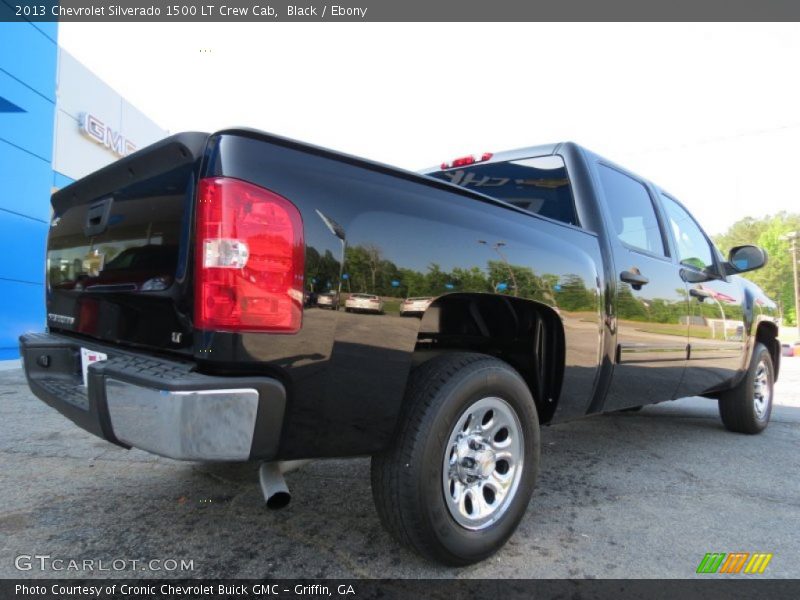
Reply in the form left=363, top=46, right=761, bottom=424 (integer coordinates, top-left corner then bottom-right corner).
left=195, top=177, right=304, bottom=333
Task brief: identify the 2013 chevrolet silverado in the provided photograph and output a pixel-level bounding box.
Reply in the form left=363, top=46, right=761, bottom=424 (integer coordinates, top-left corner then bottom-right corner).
left=20, top=130, right=780, bottom=565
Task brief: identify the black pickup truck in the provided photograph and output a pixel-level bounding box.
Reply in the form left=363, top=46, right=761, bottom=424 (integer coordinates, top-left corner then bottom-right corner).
left=20, top=130, right=780, bottom=565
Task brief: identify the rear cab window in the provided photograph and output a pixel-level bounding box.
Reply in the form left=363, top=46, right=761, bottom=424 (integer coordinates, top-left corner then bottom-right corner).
left=427, top=155, right=579, bottom=227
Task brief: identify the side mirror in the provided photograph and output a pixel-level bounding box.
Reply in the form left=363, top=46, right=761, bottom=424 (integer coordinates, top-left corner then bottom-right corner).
left=726, top=245, right=767, bottom=274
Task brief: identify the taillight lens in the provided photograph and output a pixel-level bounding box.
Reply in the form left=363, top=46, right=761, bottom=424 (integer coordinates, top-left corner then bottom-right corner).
left=195, top=177, right=304, bottom=333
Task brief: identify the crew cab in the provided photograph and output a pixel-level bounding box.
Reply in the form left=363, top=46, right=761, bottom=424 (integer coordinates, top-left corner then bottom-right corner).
left=20, top=130, right=779, bottom=566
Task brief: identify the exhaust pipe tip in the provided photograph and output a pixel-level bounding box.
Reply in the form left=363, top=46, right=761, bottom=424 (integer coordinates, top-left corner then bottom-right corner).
left=259, top=462, right=291, bottom=510
left=266, top=490, right=291, bottom=510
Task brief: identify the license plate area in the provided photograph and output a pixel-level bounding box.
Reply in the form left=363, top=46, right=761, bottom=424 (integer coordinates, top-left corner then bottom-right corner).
left=81, top=347, right=108, bottom=386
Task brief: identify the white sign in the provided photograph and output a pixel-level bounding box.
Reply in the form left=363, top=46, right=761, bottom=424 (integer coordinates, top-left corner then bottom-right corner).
left=79, top=112, right=137, bottom=157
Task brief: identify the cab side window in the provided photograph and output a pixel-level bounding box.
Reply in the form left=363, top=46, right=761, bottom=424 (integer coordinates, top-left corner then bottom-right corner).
left=598, top=165, right=666, bottom=256
left=660, top=194, right=715, bottom=271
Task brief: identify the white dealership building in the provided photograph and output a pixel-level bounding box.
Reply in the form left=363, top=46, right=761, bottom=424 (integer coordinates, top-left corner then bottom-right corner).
left=53, top=49, right=168, bottom=193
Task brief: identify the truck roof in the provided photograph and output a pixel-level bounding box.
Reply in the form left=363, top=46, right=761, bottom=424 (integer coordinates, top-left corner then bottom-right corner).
left=421, top=142, right=678, bottom=203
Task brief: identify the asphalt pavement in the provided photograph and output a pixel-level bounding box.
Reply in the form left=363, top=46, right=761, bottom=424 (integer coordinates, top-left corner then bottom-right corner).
left=1, top=355, right=798, bottom=579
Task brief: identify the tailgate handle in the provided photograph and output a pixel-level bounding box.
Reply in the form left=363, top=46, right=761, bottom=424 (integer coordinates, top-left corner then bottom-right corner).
left=84, top=196, right=114, bottom=236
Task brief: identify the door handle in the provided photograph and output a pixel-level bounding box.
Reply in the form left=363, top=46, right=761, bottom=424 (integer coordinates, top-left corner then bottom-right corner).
left=620, top=270, right=649, bottom=290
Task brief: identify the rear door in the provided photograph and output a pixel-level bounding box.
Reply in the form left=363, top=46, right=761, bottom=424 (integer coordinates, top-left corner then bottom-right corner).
left=657, top=193, right=745, bottom=396
left=596, top=164, right=689, bottom=410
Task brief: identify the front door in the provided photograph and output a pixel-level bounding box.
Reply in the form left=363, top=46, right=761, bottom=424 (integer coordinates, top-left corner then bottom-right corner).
left=658, top=194, right=746, bottom=398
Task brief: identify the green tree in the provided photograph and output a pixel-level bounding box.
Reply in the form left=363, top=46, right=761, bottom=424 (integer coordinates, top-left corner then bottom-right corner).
left=450, top=266, right=492, bottom=293
left=399, top=267, right=428, bottom=297
left=558, top=273, right=596, bottom=312
left=306, top=247, right=343, bottom=292
left=425, top=263, right=452, bottom=295
left=344, top=245, right=372, bottom=293
left=714, top=212, right=800, bottom=325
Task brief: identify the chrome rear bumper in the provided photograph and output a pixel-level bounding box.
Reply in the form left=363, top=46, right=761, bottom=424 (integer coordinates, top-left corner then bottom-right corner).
left=20, top=333, right=286, bottom=462
left=106, top=380, right=259, bottom=461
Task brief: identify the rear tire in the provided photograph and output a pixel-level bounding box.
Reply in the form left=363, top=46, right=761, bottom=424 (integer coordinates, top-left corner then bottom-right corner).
left=718, top=342, right=775, bottom=434
left=371, top=352, right=540, bottom=566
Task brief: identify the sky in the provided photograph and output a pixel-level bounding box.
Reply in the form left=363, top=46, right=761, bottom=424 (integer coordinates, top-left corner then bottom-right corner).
left=59, top=23, right=800, bottom=236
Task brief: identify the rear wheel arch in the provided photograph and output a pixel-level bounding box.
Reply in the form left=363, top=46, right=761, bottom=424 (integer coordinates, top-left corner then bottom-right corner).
left=410, top=293, right=566, bottom=423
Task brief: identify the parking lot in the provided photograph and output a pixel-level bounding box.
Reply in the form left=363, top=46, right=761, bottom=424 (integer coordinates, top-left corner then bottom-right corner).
left=1, top=355, right=798, bottom=579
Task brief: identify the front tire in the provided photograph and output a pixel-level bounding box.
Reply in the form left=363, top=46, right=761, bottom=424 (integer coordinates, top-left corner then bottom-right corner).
left=371, top=352, right=540, bottom=565
left=718, top=342, right=775, bottom=434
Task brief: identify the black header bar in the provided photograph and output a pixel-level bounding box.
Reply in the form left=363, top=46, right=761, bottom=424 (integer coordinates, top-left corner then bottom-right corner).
left=3, top=0, right=800, bottom=22
left=3, top=579, right=800, bottom=600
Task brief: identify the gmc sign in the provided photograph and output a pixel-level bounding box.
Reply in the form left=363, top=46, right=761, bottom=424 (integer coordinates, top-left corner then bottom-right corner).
left=79, top=113, right=137, bottom=158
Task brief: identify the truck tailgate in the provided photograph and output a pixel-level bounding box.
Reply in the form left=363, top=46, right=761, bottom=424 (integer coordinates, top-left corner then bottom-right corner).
left=45, top=132, right=208, bottom=356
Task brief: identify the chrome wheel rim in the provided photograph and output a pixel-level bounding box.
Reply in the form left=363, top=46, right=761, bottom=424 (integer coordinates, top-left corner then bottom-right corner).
left=442, top=396, right=524, bottom=530
left=753, top=359, right=771, bottom=421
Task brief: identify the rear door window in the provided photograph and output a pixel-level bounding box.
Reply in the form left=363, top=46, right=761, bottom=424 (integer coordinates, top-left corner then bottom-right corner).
left=598, top=165, right=666, bottom=257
